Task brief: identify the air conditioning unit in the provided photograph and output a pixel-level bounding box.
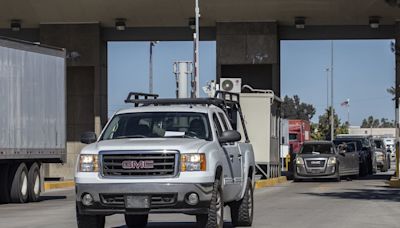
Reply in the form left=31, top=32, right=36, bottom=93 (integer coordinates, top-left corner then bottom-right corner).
left=220, top=78, right=242, bottom=93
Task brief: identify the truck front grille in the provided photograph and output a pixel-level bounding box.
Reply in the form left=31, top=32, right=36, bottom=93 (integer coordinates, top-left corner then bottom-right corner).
left=101, top=151, right=178, bottom=177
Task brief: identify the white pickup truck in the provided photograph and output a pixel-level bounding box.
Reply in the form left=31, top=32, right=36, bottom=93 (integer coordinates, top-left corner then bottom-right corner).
left=75, top=92, right=256, bottom=228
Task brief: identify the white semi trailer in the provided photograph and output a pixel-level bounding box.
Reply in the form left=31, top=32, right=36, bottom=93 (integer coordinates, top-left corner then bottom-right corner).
left=0, top=37, right=66, bottom=203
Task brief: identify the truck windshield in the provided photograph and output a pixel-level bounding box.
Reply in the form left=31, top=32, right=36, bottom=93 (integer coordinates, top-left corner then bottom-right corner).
left=300, top=144, right=334, bottom=154
left=101, top=112, right=212, bottom=141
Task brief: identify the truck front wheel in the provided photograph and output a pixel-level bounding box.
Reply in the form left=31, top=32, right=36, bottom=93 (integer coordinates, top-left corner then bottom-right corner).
left=124, top=214, right=148, bottom=228
left=76, top=205, right=105, bottom=228
left=230, top=179, right=254, bottom=227
left=196, top=179, right=224, bottom=228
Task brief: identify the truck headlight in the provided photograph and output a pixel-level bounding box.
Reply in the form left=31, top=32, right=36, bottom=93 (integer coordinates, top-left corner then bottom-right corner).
left=295, top=157, right=304, bottom=165
left=181, top=154, right=206, bottom=172
left=79, top=155, right=99, bottom=172
left=327, top=157, right=337, bottom=166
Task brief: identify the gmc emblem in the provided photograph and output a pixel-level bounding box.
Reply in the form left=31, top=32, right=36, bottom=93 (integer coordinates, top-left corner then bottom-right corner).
left=121, top=160, right=154, bottom=169
left=310, top=161, right=321, bottom=165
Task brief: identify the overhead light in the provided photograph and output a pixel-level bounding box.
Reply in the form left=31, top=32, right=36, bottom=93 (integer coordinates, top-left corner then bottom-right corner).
left=10, top=20, right=21, bottom=32
left=295, top=17, right=306, bottom=29
left=115, top=18, right=126, bottom=31
left=188, top=17, right=196, bottom=30
left=369, top=16, right=381, bottom=29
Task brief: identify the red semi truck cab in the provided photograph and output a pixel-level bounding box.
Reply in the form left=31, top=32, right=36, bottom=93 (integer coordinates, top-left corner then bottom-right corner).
left=289, top=120, right=311, bottom=153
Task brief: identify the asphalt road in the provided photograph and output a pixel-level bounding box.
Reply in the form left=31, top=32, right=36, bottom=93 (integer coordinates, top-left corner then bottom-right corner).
left=0, top=171, right=399, bottom=228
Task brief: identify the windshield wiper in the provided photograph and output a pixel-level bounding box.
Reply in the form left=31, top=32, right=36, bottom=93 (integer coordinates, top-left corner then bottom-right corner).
left=114, top=135, right=146, bottom=139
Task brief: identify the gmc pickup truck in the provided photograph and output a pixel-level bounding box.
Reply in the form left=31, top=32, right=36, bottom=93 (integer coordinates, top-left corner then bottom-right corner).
left=75, top=92, right=256, bottom=228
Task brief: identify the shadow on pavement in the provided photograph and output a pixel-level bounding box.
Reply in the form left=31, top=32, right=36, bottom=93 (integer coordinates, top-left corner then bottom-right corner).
left=39, top=195, right=67, bottom=202
left=302, top=188, right=400, bottom=202
left=112, top=222, right=233, bottom=228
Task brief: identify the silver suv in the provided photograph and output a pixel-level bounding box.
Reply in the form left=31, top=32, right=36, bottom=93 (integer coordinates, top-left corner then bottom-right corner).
left=75, top=92, right=256, bottom=228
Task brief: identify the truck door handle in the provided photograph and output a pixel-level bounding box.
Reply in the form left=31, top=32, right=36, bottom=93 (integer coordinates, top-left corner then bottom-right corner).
left=238, top=154, right=242, bottom=158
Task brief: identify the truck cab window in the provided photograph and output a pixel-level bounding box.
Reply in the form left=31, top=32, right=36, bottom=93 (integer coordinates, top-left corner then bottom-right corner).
left=213, top=114, right=223, bottom=137
left=218, top=112, right=230, bottom=131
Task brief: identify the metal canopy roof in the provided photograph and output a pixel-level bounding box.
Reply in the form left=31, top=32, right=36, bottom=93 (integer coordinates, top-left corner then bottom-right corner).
left=0, top=0, right=399, bottom=28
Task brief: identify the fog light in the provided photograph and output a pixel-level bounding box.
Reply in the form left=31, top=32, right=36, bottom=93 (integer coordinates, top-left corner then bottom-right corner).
left=82, top=193, right=94, bottom=206
left=187, top=193, right=199, bottom=205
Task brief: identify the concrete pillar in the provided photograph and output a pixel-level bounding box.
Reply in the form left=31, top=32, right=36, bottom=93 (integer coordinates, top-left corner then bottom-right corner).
left=395, top=22, right=400, bottom=178
left=40, top=23, right=107, bottom=179
left=216, top=22, right=280, bottom=96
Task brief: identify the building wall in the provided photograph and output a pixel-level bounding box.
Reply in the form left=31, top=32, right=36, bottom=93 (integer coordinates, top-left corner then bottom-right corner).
left=216, top=22, right=280, bottom=95
left=348, top=128, right=396, bottom=137
left=39, top=23, right=108, bottom=179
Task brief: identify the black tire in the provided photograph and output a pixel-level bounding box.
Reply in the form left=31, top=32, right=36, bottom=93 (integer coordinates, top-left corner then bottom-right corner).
left=293, top=177, right=302, bottom=182
left=334, top=167, right=341, bottom=182
left=76, top=205, right=105, bottom=228
left=230, top=179, right=254, bottom=227
left=196, top=179, right=224, bottom=228
left=28, top=163, right=41, bottom=202
left=9, top=163, right=29, bottom=203
left=0, top=164, right=11, bottom=203
left=124, top=214, right=148, bottom=228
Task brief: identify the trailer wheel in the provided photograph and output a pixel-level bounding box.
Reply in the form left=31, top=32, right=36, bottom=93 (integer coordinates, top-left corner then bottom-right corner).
left=0, top=164, right=11, bottom=203
left=10, top=163, right=29, bottom=203
left=28, top=163, right=41, bottom=202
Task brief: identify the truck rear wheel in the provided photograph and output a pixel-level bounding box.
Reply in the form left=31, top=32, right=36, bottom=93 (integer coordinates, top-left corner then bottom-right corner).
left=230, top=179, right=254, bottom=227
left=10, top=163, right=29, bottom=203
left=0, top=164, right=10, bottom=203
left=124, top=214, right=148, bottom=228
left=28, top=163, right=41, bottom=202
left=76, top=205, right=105, bottom=228
left=196, top=179, right=224, bottom=228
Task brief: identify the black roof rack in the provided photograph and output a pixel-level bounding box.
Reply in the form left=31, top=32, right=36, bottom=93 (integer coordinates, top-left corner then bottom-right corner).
left=125, top=92, right=159, bottom=107
left=123, top=91, right=250, bottom=142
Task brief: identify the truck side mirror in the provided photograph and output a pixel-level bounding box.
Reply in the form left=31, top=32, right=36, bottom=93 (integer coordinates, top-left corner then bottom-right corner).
left=219, top=130, right=241, bottom=144
left=81, top=132, right=97, bottom=144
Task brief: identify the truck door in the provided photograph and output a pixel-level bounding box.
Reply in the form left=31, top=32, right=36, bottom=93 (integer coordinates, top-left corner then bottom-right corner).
left=213, top=113, right=242, bottom=191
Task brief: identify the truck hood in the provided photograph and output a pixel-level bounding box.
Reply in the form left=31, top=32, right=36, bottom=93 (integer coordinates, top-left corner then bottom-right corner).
left=297, top=154, right=336, bottom=159
left=83, top=138, right=210, bottom=153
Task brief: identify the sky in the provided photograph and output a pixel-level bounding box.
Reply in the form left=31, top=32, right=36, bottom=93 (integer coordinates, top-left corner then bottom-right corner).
left=108, top=39, right=395, bottom=126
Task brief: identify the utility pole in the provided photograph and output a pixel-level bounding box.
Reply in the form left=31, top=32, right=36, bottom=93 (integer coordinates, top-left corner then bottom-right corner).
left=192, top=0, right=200, bottom=98
left=325, top=68, right=329, bottom=111
left=330, top=40, right=334, bottom=141
left=149, top=41, right=158, bottom=94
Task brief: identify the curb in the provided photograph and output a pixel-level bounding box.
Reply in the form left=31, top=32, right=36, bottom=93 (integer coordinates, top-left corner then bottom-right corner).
left=388, top=177, right=400, bottom=188
left=255, top=176, right=288, bottom=189
left=44, top=180, right=75, bottom=191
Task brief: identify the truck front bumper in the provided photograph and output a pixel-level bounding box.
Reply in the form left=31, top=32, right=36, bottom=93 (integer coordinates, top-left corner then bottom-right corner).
left=76, top=182, right=213, bottom=216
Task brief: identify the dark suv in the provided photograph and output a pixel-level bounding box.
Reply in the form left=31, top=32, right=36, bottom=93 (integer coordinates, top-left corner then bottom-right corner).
left=335, top=135, right=376, bottom=176
left=293, top=141, right=359, bottom=182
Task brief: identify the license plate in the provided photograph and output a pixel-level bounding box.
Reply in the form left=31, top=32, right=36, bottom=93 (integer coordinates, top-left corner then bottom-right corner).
left=311, top=169, right=320, bottom=174
left=125, top=195, right=151, bottom=209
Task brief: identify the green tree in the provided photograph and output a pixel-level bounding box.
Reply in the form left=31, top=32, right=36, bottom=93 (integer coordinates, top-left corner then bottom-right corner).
left=361, top=116, right=395, bottom=128
left=281, top=95, right=316, bottom=121
left=314, top=108, right=347, bottom=140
